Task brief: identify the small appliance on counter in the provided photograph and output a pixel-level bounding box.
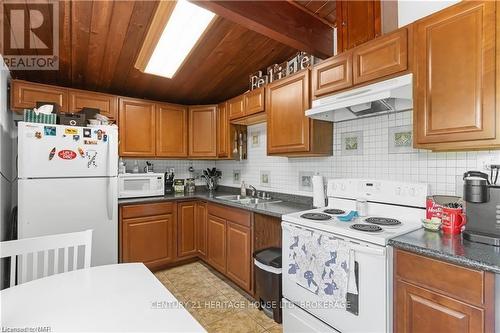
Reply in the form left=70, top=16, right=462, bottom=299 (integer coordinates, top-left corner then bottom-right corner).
left=463, top=170, right=500, bottom=246
left=174, top=179, right=185, bottom=193
left=118, top=173, right=165, bottom=199
left=165, top=171, right=174, bottom=194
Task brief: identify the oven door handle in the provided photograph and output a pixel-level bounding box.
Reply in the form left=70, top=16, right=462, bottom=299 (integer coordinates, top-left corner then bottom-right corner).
left=350, top=243, right=386, bottom=256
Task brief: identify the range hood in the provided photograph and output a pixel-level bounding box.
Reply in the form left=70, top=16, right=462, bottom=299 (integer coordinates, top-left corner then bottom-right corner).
left=306, top=74, right=413, bottom=122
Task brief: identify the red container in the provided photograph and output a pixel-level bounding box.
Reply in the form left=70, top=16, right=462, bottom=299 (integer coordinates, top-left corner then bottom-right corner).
left=441, top=207, right=466, bottom=235
left=426, top=197, right=443, bottom=219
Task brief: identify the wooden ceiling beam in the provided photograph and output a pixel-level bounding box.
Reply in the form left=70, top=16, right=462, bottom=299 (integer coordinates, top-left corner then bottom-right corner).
left=191, top=0, right=334, bottom=58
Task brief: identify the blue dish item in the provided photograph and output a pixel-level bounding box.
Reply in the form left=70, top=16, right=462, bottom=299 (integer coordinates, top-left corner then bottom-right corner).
left=337, top=211, right=359, bottom=222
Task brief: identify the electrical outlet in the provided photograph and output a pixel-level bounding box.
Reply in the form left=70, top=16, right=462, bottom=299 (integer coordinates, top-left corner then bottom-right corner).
left=478, top=155, right=500, bottom=171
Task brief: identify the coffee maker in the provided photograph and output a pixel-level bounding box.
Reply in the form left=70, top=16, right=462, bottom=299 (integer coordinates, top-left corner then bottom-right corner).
left=463, top=170, right=500, bottom=246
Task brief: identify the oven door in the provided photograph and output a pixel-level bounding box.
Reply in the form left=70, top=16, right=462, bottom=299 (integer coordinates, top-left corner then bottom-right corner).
left=282, top=222, right=389, bottom=333
left=118, top=175, right=163, bottom=198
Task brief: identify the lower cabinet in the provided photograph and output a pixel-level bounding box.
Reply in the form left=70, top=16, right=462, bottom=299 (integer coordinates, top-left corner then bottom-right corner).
left=120, top=202, right=175, bottom=269
left=177, top=201, right=197, bottom=258
left=195, top=202, right=208, bottom=258
left=207, top=214, right=227, bottom=273
left=394, top=249, right=495, bottom=333
left=226, top=221, right=252, bottom=291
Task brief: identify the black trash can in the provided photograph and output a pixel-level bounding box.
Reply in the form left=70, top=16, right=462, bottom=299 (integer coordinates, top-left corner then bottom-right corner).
left=253, top=247, right=282, bottom=323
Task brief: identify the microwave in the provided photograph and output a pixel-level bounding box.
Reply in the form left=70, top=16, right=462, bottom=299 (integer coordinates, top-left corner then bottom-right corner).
left=118, top=173, right=165, bottom=199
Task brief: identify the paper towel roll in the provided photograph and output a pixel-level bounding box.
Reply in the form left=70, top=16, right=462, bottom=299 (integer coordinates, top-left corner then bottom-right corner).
left=312, top=175, right=325, bottom=208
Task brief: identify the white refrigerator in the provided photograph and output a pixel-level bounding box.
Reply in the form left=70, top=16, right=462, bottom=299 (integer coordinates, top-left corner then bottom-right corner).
left=17, top=122, right=118, bottom=266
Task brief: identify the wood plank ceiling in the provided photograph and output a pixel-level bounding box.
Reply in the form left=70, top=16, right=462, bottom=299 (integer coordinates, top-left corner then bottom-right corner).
left=8, top=0, right=298, bottom=105
left=291, top=0, right=337, bottom=27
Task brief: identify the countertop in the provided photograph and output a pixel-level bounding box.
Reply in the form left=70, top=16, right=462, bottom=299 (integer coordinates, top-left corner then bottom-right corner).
left=389, top=229, right=500, bottom=274
left=118, top=190, right=312, bottom=218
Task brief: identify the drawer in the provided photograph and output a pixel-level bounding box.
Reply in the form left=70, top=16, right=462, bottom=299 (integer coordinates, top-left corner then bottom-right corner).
left=208, top=203, right=251, bottom=227
left=121, top=202, right=174, bottom=219
left=395, top=249, right=487, bottom=306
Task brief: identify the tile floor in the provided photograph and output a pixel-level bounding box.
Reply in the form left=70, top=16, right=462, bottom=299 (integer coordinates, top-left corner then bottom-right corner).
left=154, top=261, right=283, bottom=333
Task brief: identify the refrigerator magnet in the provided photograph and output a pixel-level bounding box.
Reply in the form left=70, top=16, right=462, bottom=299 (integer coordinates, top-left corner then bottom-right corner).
left=83, top=128, right=91, bottom=138
left=73, top=135, right=80, bottom=141
left=65, top=128, right=78, bottom=135
left=43, top=126, right=56, bottom=136
left=103, top=134, right=108, bottom=142
left=35, top=131, right=42, bottom=139
left=78, top=147, right=85, bottom=157
left=48, top=147, right=56, bottom=160
left=58, top=150, right=77, bottom=160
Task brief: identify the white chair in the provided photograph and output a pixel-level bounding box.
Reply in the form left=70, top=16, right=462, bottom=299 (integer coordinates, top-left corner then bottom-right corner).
left=0, top=230, right=92, bottom=287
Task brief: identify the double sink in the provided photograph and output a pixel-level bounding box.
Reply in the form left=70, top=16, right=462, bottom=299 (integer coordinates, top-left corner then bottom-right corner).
left=215, top=195, right=282, bottom=206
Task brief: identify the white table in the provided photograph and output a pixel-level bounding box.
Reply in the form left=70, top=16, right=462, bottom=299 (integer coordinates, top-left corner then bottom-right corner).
left=1, top=263, right=205, bottom=332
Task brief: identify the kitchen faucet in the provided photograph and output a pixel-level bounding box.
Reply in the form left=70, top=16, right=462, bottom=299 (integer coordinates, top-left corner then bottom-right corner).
left=248, top=185, right=257, bottom=197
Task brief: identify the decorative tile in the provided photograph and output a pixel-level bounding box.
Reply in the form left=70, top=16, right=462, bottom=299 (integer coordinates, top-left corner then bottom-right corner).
left=341, top=131, right=363, bottom=155
left=260, top=171, right=271, bottom=187
left=389, top=125, right=413, bottom=154
left=233, top=170, right=241, bottom=184
left=251, top=131, right=260, bottom=148
left=298, top=171, right=314, bottom=192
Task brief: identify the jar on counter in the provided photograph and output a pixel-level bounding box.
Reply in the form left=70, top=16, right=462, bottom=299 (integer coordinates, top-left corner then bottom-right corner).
left=185, top=178, right=195, bottom=193
left=174, top=179, right=185, bottom=193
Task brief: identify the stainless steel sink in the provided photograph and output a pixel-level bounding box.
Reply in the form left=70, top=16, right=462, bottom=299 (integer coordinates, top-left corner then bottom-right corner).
left=215, top=195, right=282, bottom=205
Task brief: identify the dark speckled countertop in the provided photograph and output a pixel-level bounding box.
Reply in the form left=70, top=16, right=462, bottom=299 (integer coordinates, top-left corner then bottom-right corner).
left=389, top=229, right=500, bottom=274
left=118, top=188, right=312, bottom=218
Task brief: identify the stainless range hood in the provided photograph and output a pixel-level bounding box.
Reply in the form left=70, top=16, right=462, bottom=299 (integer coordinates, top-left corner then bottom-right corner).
left=306, top=74, right=413, bottom=122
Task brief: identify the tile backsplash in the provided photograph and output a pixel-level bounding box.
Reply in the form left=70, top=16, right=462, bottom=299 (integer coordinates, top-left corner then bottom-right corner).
left=216, top=111, right=500, bottom=197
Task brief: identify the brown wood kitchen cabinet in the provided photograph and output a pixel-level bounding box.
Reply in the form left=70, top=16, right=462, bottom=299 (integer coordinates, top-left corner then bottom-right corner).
left=120, top=202, right=176, bottom=270
left=118, top=97, right=156, bottom=157
left=336, top=0, right=381, bottom=53
left=266, top=69, right=333, bottom=156
left=207, top=203, right=252, bottom=293
left=244, top=87, right=265, bottom=117
left=413, top=1, right=499, bottom=150
left=312, top=51, right=353, bottom=98
left=228, top=94, right=245, bottom=120
left=10, top=80, right=69, bottom=112
left=156, top=103, right=188, bottom=158
left=217, top=102, right=231, bottom=158
left=68, top=90, right=118, bottom=120
left=188, top=105, right=217, bottom=158
left=177, top=201, right=198, bottom=259
left=207, top=214, right=227, bottom=273
left=394, top=249, right=495, bottom=333
left=195, top=201, right=208, bottom=259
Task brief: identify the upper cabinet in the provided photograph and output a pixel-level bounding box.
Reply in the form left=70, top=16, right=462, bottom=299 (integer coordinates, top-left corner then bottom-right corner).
left=312, top=51, right=353, bottom=98
left=352, top=28, right=408, bottom=85
left=312, top=27, right=409, bottom=98
left=156, top=103, right=188, bottom=158
left=217, top=102, right=231, bottom=158
left=413, top=1, right=498, bottom=150
left=266, top=70, right=333, bottom=156
left=118, top=98, right=156, bottom=157
left=244, top=87, right=265, bottom=116
left=189, top=105, right=218, bottom=158
left=336, top=0, right=381, bottom=52
left=228, top=95, right=245, bottom=120
left=11, top=80, right=69, bottom=112
left=68, top=90, right=118, bottom=120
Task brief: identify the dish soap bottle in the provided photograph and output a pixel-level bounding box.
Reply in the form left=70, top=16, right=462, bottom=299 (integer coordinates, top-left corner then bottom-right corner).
left=240, top=181, right=246, bottom=197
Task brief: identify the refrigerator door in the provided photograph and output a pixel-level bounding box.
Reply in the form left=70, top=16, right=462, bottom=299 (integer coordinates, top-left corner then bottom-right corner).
left=18, top=177, right=118, bottom=266
left=18, top=122, right=118, bottom=179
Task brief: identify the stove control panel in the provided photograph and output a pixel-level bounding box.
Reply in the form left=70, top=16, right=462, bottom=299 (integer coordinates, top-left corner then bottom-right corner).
left=327, top=179, right=428, bottom=208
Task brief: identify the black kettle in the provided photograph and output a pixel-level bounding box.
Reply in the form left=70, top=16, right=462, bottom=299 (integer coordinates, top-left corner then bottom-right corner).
left=463, top=171, right=490, bottom=203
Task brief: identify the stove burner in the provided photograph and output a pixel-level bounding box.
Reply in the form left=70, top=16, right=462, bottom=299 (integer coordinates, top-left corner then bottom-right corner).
left=323, top=209, right=346, bottom=215
left=301, top=213, right=332, bottom=221
left=365, top=217, right=401, bottom=226
left=350, top=224, right=383, bottom=232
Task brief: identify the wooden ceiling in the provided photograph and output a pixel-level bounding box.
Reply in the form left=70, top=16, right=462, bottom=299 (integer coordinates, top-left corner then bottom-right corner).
left=291, top=1, right=337, bottom=27
left=8, top=1, right=299, bottom=105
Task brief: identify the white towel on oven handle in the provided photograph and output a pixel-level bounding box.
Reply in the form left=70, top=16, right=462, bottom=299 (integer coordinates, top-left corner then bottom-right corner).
left=347, top=249, right=358, bottom=295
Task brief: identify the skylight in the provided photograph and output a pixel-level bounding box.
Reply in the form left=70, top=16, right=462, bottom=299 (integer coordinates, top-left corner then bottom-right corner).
left=144, top=0, right=215, bottom=78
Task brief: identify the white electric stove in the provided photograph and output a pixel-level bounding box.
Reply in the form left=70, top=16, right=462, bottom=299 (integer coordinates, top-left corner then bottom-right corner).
left=282, top=179, right=428, bottom=333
